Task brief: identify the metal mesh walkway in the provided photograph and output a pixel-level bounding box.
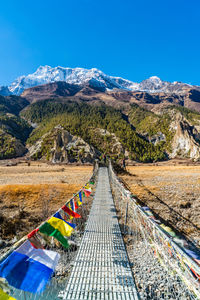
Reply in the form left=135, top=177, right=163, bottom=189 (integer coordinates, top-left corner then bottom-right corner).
left=62, top=167, right=139, bottom=300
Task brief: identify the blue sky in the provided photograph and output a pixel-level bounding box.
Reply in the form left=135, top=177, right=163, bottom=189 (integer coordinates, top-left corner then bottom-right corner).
left=0, top=0, right=200, bottom=85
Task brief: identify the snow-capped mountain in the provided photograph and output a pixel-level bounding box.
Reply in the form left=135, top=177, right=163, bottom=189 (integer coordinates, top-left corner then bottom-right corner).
left=139, top=76, right=169, bottom=91
left=8, top=66, right=139, bottom=95
left=139, top=76, right=193, bottom=93
left=0, top=65, right=197, bottom=96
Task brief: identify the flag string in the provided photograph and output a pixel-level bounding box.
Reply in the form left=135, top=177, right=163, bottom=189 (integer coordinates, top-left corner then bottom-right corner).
left=0, top=159, right=97, bottom=299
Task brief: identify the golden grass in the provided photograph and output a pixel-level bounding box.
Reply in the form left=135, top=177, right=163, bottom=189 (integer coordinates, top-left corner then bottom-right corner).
left=0, top=164, right=92, bottom=240
left=0, top=183, right=82, bottom=212
left=119, top=164, right=200, bottom=242
left=0, top=183, right=85, bottom=239
left=0, top=163, right=93, bottom=185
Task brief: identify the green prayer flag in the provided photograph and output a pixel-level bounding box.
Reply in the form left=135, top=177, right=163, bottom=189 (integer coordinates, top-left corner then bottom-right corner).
left=39, top=222, right=69, bottom=248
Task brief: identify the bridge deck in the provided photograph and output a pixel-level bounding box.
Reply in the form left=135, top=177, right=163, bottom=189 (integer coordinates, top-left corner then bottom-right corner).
left=62, top=167, right=139, bottom=300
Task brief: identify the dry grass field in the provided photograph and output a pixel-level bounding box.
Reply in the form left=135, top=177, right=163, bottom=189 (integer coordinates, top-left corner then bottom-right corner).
left=0, top=162, right=92, bottom=240
left=119, top=162, right=200, bottom=244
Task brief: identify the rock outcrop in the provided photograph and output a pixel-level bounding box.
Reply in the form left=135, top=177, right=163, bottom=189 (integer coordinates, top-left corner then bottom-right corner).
left=170, top=113, right=200, bottom=160
left=93, top=128, right=129, bottom=158
left=28, top=126, right=100, bottom=163
left=0, top=130, right=27, bottom=159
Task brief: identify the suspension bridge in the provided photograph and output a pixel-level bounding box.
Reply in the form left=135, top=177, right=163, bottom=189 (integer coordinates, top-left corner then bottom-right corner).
left=1, top=163, right=200, bottom=299
left=59, top=164, right=200, bottom=300
left=61, top=167, right=139, bottom=299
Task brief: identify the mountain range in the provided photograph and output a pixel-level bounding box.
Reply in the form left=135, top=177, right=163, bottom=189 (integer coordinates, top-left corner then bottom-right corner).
left=1, top=66, right=199, bottom=96
left=1, top=65, right=200, bottom=163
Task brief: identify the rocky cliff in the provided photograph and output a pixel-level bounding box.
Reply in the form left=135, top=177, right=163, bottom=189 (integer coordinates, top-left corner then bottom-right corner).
left=28, top=126, right=100, bottom=163
left=170, top=113, right=200, bottom=160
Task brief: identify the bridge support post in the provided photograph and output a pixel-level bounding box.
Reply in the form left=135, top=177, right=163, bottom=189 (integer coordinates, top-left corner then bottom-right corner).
left=124, top=201, right=128, bottom=234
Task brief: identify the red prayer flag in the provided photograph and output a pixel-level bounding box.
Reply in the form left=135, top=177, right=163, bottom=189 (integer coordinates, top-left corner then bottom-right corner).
left=83, top=190, right=91, bottom=197
left=62, top=205, right=81, bottom=218
left=28, top=236, right=44, bottom=249
left=74, top=200, right=78, bottom=210
left=27, top=228, right=39, bottom=238
left=27, top=228, right=43, bottom=249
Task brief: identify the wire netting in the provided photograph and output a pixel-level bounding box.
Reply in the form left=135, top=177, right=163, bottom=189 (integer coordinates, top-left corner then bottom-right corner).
left=108, top=161, right=200, bottom=299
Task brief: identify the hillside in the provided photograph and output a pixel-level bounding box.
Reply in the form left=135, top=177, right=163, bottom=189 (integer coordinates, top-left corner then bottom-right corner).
left=0, top=95, right=29, bottom=115
left=129, top=104, right=200, bottom=160
left=23, top=101, right=165, bottom=162
left=0, top=95, right=31, bottom=159
left=0, top=114, right=32, bottom=159
left=21, top=94, right=200, bottom=162
left=0, top=79, right=200, bottom=162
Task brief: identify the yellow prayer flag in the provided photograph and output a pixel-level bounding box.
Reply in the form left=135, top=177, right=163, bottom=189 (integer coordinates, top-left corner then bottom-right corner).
left=0, top=288, right=16, bottom=300
left=47, top=217, right=74, bottom=237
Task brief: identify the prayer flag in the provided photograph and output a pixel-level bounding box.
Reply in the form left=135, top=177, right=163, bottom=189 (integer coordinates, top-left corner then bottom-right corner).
left=54, top=212, right=76, bottom=230
left=28, top=236, right=43, bottom=249
left=27, top=229, right=43, bottom=249
left=62, top=205, right=81, bottom=218
left=65, top=221, right=76, bottom=229
left=0, top=288, right=15, bottom=300
left=50, top=212, right=74, bottom=236
left=83, top=187, right=92, bottom=197
left=69, top=199, right=78, bottom=212
left=0, top=241, right=60, bottom=294
left=39, top=222, right=69, bottom=248
left=75, top=200, right=78, bottom=210
left=27, top=229, right=39, bottom=238
left=76, top=192, right=82, bottom=206
left=63, top=212, right=71, bottom=221
left=78, top=192, right=82, bottom=204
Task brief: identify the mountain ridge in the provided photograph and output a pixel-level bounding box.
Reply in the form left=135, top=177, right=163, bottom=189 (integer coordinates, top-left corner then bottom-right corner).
left=19, top=81, right=200, bottom=114
left=1, top=67, right=200, bottom=162
left=1, top=65, right=199, bottom=96
left=1, top=87, right=200, bottom=162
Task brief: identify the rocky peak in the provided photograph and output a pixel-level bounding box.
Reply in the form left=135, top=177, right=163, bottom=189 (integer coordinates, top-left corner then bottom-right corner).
left=170, top=112, right=200, bottom=160
left=139, top=76, right=168, bottom=92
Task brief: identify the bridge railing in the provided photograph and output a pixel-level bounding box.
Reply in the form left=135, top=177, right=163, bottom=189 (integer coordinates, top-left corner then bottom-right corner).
left=108, top=160, right=200, bottom=299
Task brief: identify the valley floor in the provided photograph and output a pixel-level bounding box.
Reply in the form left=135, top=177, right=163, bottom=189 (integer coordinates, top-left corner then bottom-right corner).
left=1, top=159, right=200, bottom=246
left=119, top=161, right=200, bottom=245
left=0, top=162, right=92, bottom=240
